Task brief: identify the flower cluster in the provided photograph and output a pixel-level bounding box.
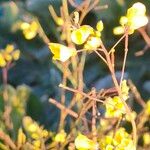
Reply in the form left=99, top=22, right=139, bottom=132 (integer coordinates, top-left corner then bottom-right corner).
left=99, top=128, right=135, bottom=150
left=20, top=21, right=39, bottom=40
left=71, top=20, right=103, bottom=50
left=113, top=2, right=148, bottom=35
left=54, top=129, right=67, bottom=143
left=0, top=44, right=20, bottom=67
left=105, top=80, right=129, bottom=118
left=23, top=116, right=49, bottom=150
left=48, top=20, right=103, bottom=62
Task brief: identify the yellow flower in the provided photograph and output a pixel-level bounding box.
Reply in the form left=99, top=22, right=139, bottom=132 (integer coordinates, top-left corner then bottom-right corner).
left=21, top=21, right=38, bottom=40
left=20, top=22, right=30, bottom=30
left=12, top=50, right=20, bottom=60
left=55, top=17, right=64, bottom=26
left=84, top=37, right=101, bottom=50
left=96, top=20, right=104, bottom=32
left=71, top=25, right=94, bottom=45
left=33, top=140, right=41, bottom=148
left=0, top=53, right=6, bottom=67
left=2, top=50, right=12, bottom=62
left=143, top=133, right=150, bottom=145
left=0, top=44, right=20, bottom=68
left=127, top=2, right=148, bottom=30
left=105, top=144, right=114, bottom=150
left=119, top=16, right=128, bottom=26
left=113, top=2, right=148, bottom=35
left=127, top=2, right=146, bottom=18
left=48, top=43, right=77, bottom=62
left=145, top=100, right=150, bottom=115
left=113, top=128, right=129, bottom=145
left=17, top=128, right=26, bottom=146
left=99, top=136, right=113, bottom=150
left=75, top=133, right=98, bottom=150
left=121, top=80, right=129, bottom=100
left=100, top=128, right=135, bottom=150
left=105, top=96, right=126, bottom=118
left=125, top=111, right=136, bottom=122
left=23, top=116, right=49, bottom=140
left=5, top=44, right=14, bottom=53
left=113, top=26, right=125, bottom=35
left=54, top=130, right=66, bottom=143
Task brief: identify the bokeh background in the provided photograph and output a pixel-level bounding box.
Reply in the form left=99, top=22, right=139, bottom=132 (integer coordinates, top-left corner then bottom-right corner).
left=0, top=0, right=150, bottom=131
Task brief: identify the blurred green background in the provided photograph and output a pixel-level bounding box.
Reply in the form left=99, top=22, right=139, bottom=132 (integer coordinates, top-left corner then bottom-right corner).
left=0, top=0, right=150, bottom=131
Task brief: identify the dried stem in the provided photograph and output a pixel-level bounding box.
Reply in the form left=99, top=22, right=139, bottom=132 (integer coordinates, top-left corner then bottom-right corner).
left=120, top=29, right=129, bottom=85
left=100, top=38, right=137, bottom=145
left=49, top=98, right=78, bottom=118
left=138, top=27, right=150, bottom=47
left=0, top=130, right=16, bottom=150
left=128, top=80, right=146, bottom=108
left=91, top=88, right=97, bottom=142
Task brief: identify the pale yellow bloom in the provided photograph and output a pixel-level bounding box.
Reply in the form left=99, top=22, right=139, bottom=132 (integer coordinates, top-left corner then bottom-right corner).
left=0, top=44, right=20, bottom=68
left=56, top=17, right=64, bottom=26
left=5, top=44, right=14, bottom=53
left=21, top=21, right=39, bottom=40
left=113, top=26, right=125, bottom=35
left=105, top=144, right=114, bottom=150
left=54, top=130, right=66, bottom=143
left=127, top=2, right=148, bottom=30
left=100, top=128, right=135, bottom=150
left=0, top=54, right=6, bottom=67
left=105, top=96, right=126, bottom=118
left=113, top=2, right=148, bottom=35
left=71, top=25, right=94, bottom=45
left=143, top=133, right=150, bottom=145
left=12, top=50, right=20, bottom=60
left=49, top=43, right=77, bottom=62
left=96, top=20, right=104, bottom=32
left=33, top=140, right=41, bottom=148
left=145, top=100, right=150, bottom=115
left=17, top=128, right=26, bottom=146
left=119, top=16, right=128, bottom=26
left=84, top=37, right=101, bottom=50
left=75, top=133, right=98, bottom=150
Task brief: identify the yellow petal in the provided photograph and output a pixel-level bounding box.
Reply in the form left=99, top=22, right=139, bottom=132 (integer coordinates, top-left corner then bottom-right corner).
left=96, top=20, right=104, bottom=32
left=12, top=50, right=20, bottom=60
left=132, top=2, right=146, bottom=15
left=143, top=133, right=150, bottom=145
left=71, top=25, right=94, bottom=45
left=127, top=3, right=147, bottom=19
left=17, top=128, right=26, bottom=146
left=0, top=53, right=6, bottom=67
left=75, top=133, right=98, bottom=150
left=49, top=43, right=77, bottom=62
left=3, top=53, right=12, bottom=62
left=20, top=22, right=30, bottom=30
left=30, top=21, right=39, bottom=32
left=56, top=17, right=64, bottom=26
left=23, top=30, right=37, bottom=40
left=129, top=15, right=148, bottom=29
left=106, top=144, right=114, bottom=150
left=113, top=26, right=125, bottom=35
left=5, top=44, right=14, bottom=53
left=84, top=36, right=101, bottom=50
left=54, top=130, right=66, bottom=143
left=119, top=16, right=128, bottom=26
